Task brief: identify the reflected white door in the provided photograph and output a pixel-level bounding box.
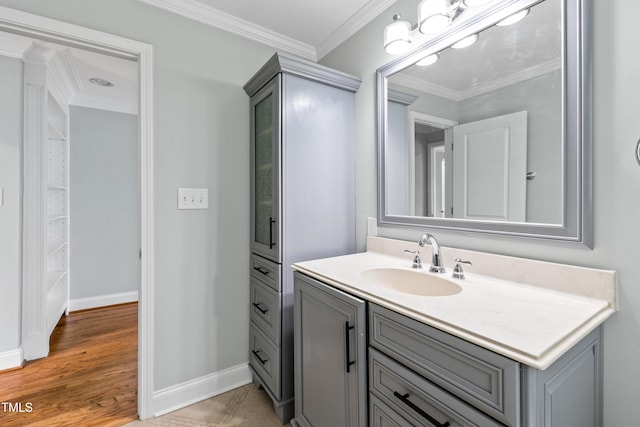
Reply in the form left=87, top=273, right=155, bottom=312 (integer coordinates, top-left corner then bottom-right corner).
left=452, top=111, right=527, bottom=221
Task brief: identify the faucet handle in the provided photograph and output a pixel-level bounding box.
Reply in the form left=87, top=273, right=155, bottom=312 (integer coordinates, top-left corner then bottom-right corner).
left=452, top=258, right=472, bottom=280
left=403, top=249, right=422, bottom=269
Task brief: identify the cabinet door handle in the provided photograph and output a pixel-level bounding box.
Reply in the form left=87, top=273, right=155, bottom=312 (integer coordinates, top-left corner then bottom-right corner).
left=393, top=391, right=450, bottom=427
left=252, top=350, right=269, bottom=365
left=269, top=216, right=276, bottom=249
left=253, top=266, right=270, bottom=276
left=252, top=302, right=268, bottom=315
left=345, top=321, right=356, bottom=373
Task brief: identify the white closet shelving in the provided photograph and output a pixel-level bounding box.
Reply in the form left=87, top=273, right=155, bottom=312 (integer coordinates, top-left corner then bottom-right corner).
left=45, top=93, right=69, bottom=336
left=22, top=53, right=71, bottom=360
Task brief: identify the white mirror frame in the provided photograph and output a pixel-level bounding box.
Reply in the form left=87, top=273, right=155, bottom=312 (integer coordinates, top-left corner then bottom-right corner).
left=376, top=0, right=593, bottom=247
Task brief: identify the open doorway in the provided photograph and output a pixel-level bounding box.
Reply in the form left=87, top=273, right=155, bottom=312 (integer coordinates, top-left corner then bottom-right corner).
left=0, top=6, right=154, bottom=419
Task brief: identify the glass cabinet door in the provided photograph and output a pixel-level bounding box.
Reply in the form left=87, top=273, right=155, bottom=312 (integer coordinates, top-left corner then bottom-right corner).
left=250, top=76, right=281, bottom=262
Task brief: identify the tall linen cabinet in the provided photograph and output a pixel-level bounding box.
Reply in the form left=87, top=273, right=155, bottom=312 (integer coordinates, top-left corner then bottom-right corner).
left=244, top=52, right=361, bottom=423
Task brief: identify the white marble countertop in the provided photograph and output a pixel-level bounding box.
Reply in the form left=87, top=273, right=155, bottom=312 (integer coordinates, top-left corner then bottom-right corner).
left=293, top=237, right=617, bottom=370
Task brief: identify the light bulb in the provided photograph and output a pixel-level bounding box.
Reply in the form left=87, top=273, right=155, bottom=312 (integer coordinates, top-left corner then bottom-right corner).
left=496, top=9, right=529, bottom=26
left=384, top=14, right=412, bottom=55
left=463, top=0, right=495, bottom=7
left=416, top=54, right=439, bottom=66
left=418, top=0, right=454, bottom=35
left=451, top=33, right=478, bottom=49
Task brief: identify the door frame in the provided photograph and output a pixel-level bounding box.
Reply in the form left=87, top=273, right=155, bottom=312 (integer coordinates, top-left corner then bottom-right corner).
left=409, top=111, right=457, bottom=216
left=0, top=6, right=155, bottom=419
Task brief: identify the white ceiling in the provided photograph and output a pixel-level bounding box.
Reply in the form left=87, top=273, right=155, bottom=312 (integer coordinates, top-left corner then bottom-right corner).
left=0, top=31, right=138, bottom=114
left=0, top=0, right=398, bottom=113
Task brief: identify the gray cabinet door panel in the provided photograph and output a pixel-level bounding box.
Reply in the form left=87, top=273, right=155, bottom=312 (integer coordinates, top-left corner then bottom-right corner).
left=249, top=322, right=281, bottom=400
left=294, top=272, right=367, bottom=427
left=521, top=327, right=602, bottom=427
left=369, top=303, right=519, bottom=426
left=370, top=348, right=504, bottom=427
left=249, top=278, right=281, bottom=343
left=370, top=394, right=412, bottom=427
left=250, top=253, right=281, bottom=291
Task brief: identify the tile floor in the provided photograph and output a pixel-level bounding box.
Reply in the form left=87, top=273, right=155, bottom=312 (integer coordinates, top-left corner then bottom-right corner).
left=124, top=384, right=291, bottom=427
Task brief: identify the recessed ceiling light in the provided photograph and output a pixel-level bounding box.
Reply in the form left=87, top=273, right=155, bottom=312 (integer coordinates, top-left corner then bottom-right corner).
left=496, top=9, right=529, bottom=26
left=451, top=34, right=478, bottom=49
left=89, top=77, right=114, bottom=87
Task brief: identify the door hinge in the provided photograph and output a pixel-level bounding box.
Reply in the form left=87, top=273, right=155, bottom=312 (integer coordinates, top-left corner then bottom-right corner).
left=139, top=249, right=142, bottom=259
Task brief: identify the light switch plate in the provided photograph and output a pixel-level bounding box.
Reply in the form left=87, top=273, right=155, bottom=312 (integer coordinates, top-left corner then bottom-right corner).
left=178, top=188, right=208, bottom=210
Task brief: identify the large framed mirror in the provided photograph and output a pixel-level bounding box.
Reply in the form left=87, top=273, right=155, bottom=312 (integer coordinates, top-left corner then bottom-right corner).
left=377, top=0, right=592, bottom=246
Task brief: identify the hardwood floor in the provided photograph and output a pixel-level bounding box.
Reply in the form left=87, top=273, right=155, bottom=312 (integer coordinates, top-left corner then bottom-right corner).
left=0, top=303, right=138, bottom=426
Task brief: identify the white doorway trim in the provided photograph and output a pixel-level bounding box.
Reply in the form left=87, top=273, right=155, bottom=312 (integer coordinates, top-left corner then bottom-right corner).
left=408, top=111, right=457, bottom=216
left=0, top=6, right=155, bottom=419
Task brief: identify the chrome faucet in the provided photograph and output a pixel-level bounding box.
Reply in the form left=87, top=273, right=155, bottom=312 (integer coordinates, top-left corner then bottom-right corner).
left=418, top=234, right=446, bottom=274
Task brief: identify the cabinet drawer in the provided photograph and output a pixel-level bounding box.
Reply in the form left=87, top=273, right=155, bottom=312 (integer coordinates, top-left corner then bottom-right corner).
left=370, top=348, right=503, bottom=427
left=250, top=254, right=281, bottom=291
left=369, top=304, right=519, bottom=426
left=250, top=323, right=281, bottom=400
left=370, top=394, right=412, bottom=427
left=250, top=277, right=281, bottom=343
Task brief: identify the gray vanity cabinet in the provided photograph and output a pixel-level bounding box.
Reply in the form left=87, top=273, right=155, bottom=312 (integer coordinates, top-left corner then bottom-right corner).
left=370, top=303, right=603, bottom=427
left=244, top=52, right=361, bottom=424
left=293, top=274, right=603, bottom=427
left=293, top=272, right=367, bottom=427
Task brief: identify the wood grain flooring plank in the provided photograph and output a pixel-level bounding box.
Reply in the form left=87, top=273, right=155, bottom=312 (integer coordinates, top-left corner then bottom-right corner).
left=0, top=303, right=138, bottom=426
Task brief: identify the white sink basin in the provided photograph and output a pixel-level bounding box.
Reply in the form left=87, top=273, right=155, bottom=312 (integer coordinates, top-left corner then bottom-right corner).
left=360, top=268, right=462, bottom=297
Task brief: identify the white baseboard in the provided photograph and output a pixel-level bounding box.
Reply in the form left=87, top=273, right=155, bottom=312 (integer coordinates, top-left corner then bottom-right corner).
left=152, top=363, right=253, bottom=417
left=69, top=291, right=139, bottom=312
left=0, top=347, right=23, bottom=371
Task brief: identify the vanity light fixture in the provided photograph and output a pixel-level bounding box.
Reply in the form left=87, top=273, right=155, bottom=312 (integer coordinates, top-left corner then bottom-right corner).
left=384, top=0, right=496, bottom=54
left=416, top=53, right=439, bottom=66
left=418, top=0, right=457, bottom=35
left=384, top=14, right=413, bottom=54
left=461, top=0, right=494, bottom=6
left=496, top=8, right=529, bottom=26
left=451, top=33, right=478, bottom=48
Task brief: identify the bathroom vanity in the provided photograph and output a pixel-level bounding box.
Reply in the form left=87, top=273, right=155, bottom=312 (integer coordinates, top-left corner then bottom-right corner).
left=291, top=236, right=616, bottom=427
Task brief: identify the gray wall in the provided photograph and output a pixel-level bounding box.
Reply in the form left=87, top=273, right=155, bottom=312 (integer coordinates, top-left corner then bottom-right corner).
left=320, top=0, right=640, bottom=424
left=0, top=0, right=276, bottom=391
left=0, top=55, right=22, bottom=354
left=69, top=106, right=138, bottom=300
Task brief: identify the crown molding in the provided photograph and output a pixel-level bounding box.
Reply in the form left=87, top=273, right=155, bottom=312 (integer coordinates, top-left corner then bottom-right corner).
left=0, top=33, right=33, bottom=59
left=71, top=92, right=138, bottom=115
left=45, top=48, right=138, bottom=115
left=316, top=0, right=398, bottom=59
left=47, top=49, right=80, bottom=106
left=392, top=57, right=561, bottom=102
left=138, top=0, right=317, bottom=61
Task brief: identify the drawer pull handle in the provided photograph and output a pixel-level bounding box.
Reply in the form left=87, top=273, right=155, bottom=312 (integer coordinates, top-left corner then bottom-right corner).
left=252, top=350, right=269, bottom=365
left=393, top=391, right=450, bottom=427
left=252, top=302, right=268, bottom=315
left=345, top=322, right=356, bottom=373
left=253, top=266, right=270, bottom=276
